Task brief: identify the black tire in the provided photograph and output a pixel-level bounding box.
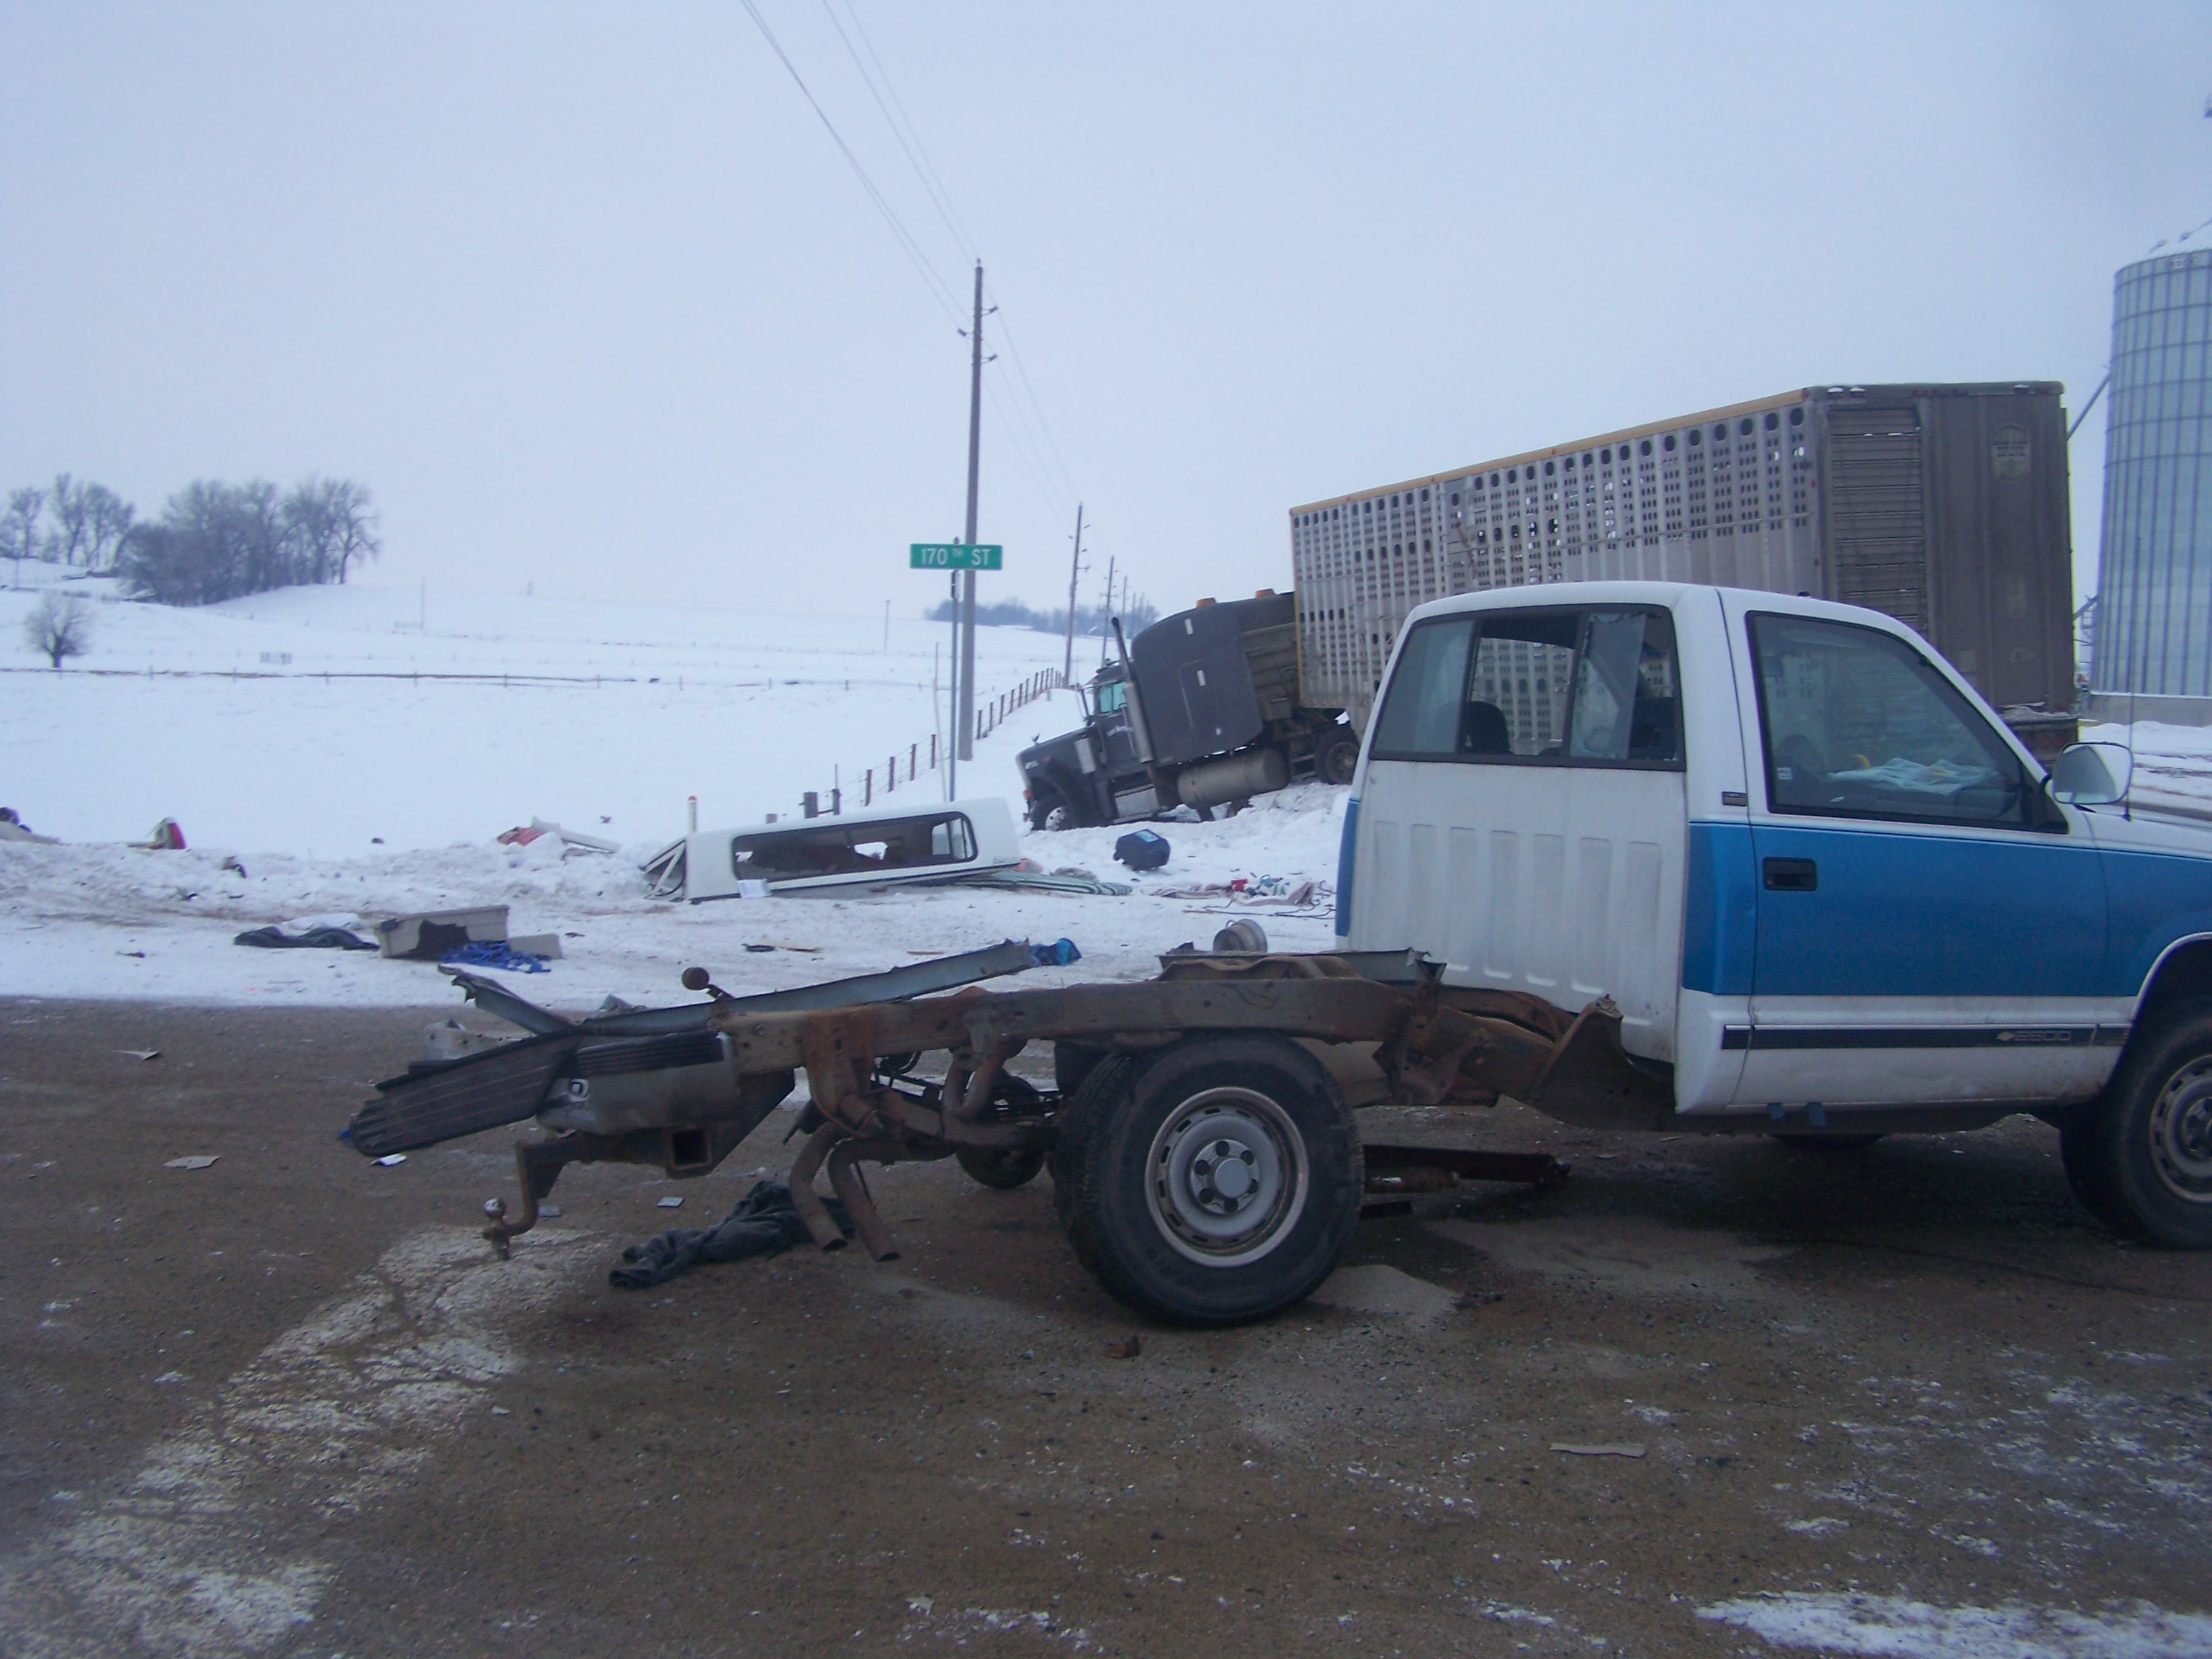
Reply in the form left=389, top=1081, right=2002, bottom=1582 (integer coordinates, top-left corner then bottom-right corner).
left=956, top=1146, right=1046, bottom=1190
left=1769, top=1133, right=1886, bottom=1151
left=1051, top=1035, right=1363, bottom=1326
left=1053, top=1040, right=1106, bottom=1099
left=2062, top=1010, right=2212, bottom=1249
left=1315, top=729, right=1359, bottom=787
left=1029, top=786, right=1076, bottom=832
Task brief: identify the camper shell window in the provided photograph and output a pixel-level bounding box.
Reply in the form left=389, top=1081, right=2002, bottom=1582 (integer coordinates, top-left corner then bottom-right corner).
left=730, top=812, right=977, bottom=880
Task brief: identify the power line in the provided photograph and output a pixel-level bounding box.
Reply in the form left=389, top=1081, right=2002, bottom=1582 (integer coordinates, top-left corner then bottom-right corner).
left=823, top=1, right=1083, bottom=512
left=739, top=1, right=1086, bottom=557
left=822, top=0, right=979, bottom=265
left=737, top=0, right=964, bottom=326
left=986, top=297, right=1082, bottom=505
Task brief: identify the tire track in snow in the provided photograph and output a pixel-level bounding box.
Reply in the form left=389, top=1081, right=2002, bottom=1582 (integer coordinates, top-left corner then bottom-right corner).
left=6, top=1226, right=593, bottom=1657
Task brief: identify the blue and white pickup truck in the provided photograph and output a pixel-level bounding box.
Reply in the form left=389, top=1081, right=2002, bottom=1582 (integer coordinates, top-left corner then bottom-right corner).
left=1339, top=580, right=2212, bottom=1251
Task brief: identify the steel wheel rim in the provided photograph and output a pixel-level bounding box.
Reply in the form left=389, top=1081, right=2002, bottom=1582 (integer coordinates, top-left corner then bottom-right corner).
left=1041, top=801, right=1071, bottom=832
left=1146, top=1087, right=1309, bottom=1267
left=2149, top=1056, right=2212, bottom=1205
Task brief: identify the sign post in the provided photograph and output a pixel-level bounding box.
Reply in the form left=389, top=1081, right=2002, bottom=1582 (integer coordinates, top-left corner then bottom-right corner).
left=912, top=544, right=1004, bottom=800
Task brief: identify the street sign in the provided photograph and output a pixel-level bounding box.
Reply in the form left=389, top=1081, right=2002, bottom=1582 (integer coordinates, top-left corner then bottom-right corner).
left=910, top=543, right=1003, bottom=570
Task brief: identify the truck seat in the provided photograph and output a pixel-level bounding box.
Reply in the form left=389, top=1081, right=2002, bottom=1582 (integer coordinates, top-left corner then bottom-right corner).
left=1461, top=701, right=1511, bottom=755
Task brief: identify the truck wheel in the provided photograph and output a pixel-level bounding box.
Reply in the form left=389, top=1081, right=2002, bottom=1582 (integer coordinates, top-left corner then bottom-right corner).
left=957, top=1146, right=1046, bottom=1190
left=1051, top=1035, right=1363, bottom=1325
left=1315, top=729, right=1359, bottom=787
left=1030, top=786, right=1075, bottom=832
left=2062, top=1010, right=2212, bottom=1249
left=1053, top=1040, right=1106, bottom=1098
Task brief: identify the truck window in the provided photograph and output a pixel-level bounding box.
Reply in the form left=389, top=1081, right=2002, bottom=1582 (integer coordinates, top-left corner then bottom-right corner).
left=1568, top=611, right=1681, bottom=763
left=1368, top=607, right=1682, bottom=768
left=1369, top=618, right=1474, bottom=757
left=1748, top=613, right=2030, bottom=827
left=1467, top=611, right=1578, bottom=757
left=1095, top=680, right=1127, bottom=714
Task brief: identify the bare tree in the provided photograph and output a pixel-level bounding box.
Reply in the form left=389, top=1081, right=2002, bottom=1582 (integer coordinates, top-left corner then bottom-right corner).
left=45, top=474, right=92, bottom=566
left=22, top=592, right=93, bottom=668
left=2, top=486, right=46, bottom=582
left=81, top=484, right=135, bottom=572
left=284, top=477, right=380, bottom=584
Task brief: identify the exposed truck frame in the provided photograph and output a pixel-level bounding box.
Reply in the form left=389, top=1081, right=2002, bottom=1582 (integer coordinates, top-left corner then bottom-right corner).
left=349, top=940, right=2022, bottom=1326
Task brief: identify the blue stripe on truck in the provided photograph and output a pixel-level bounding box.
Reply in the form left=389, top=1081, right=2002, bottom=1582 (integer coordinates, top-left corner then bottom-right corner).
left=1681, top=821, right=1756, bottom=996
left=1335, top=796, right=1359, bottom=940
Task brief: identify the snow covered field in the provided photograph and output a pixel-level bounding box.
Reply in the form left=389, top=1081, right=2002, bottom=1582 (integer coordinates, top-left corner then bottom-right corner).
left=1, top=575, right=1344, bottom=1009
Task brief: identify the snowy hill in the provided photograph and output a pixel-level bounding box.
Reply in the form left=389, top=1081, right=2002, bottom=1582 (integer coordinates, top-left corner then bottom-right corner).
left=0, top=579, right=1345, bottom=1008
left=2, top=577, right=1077, bottom=851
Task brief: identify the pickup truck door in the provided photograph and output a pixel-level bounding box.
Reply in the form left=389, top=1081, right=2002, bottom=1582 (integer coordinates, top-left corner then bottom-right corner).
left=1722, top=594, right=2116, bottom=1110
left=1351, top=600, right=1689, bottom=1064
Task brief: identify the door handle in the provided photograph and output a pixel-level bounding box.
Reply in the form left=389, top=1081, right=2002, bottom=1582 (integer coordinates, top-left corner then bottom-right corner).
left=1763, top=857, right=1818, bottom=892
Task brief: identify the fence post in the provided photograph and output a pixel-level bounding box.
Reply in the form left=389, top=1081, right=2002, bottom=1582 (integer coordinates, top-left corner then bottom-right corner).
left=865, top=768, right=873, bottom=806
left=909, top=742, right=917, bottom=778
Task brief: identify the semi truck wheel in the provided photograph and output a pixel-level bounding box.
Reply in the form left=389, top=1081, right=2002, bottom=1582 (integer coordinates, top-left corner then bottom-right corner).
left=1315, top=729, right=1359, bottom=787
left=1051, top=1035, right=1363, bottom=1325
left=1029, top=786, right=1075, bottom=832
left=2062, top=1010, right=2212, bottom=1249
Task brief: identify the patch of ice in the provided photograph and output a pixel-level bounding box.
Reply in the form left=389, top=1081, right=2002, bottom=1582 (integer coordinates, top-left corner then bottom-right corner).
left=1697, top=1592, right=2212, bottom=1658
left=3, top=1226, right=593, bottom=1655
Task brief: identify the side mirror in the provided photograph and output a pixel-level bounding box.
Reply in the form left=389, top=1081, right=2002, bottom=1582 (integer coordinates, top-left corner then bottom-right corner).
left=2049, top=741, right=2132, bottom=806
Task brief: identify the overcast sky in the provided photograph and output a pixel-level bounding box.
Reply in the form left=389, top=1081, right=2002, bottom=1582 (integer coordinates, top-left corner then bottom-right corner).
left=2, top=2, right=2206, bottom=619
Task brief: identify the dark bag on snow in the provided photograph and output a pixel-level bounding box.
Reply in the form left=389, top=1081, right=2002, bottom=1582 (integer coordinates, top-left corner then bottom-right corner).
left=1113, top=830, right=1171, bottom=871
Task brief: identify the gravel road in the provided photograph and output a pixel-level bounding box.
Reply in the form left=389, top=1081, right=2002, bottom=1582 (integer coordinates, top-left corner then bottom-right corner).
left=4, top=999, right=2208, bottom=1658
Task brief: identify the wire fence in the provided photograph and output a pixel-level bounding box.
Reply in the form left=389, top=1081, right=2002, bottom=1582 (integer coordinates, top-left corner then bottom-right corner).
left=806, top=666, right=1069, bottom=816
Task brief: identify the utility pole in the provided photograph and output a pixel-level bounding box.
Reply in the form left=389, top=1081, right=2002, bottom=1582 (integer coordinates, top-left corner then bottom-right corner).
left=1063, top=502, right=1084, bottom=687
left=1098, top=549, right=1116, bottom=667
left=957, top=260, right=985, bottom=768
left=945, top=571, right=959, bottom=798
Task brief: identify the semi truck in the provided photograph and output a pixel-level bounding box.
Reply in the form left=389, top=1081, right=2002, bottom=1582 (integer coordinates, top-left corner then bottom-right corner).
left=354, top=583, right=2212, bottom=1328
left=1014, top=590, right=1359, bottom=831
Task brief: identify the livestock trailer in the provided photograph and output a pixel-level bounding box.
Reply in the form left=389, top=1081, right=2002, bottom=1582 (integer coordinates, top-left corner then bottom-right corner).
left=1290, top=382, right=2078, bottom=752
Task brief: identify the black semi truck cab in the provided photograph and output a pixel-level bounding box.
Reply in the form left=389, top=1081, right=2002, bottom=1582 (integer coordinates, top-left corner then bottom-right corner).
left=1016, top=590, right=1357, bottom=831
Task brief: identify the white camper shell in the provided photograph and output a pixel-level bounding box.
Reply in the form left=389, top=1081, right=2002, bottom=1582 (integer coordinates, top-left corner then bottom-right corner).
left=648, top=798, right=1022, bottom=902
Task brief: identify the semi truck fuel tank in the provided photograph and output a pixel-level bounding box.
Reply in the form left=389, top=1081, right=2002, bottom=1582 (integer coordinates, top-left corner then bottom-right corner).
left=1177, top=747, right=1289, bottom=809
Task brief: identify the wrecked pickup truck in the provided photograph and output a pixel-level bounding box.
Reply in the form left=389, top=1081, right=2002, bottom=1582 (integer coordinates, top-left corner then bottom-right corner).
left=348, top=583, right=2212, bottom=1326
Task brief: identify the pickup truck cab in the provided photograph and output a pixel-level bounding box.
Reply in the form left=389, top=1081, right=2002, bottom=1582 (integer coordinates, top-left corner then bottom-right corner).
left=1339, top=581, right=2212, bottom=1250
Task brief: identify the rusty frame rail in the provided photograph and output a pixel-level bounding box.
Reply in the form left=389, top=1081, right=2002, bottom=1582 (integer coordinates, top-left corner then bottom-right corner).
left=469, top=953, right=1663, bottom=1262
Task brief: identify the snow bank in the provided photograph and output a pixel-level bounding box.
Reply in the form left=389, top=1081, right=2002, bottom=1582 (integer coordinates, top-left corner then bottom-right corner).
left=0, top=778, right=1343, bottom=1010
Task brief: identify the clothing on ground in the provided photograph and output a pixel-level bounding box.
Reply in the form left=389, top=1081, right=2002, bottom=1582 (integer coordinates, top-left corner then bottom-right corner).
left=609, top=1178, right=853, bottom=1290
